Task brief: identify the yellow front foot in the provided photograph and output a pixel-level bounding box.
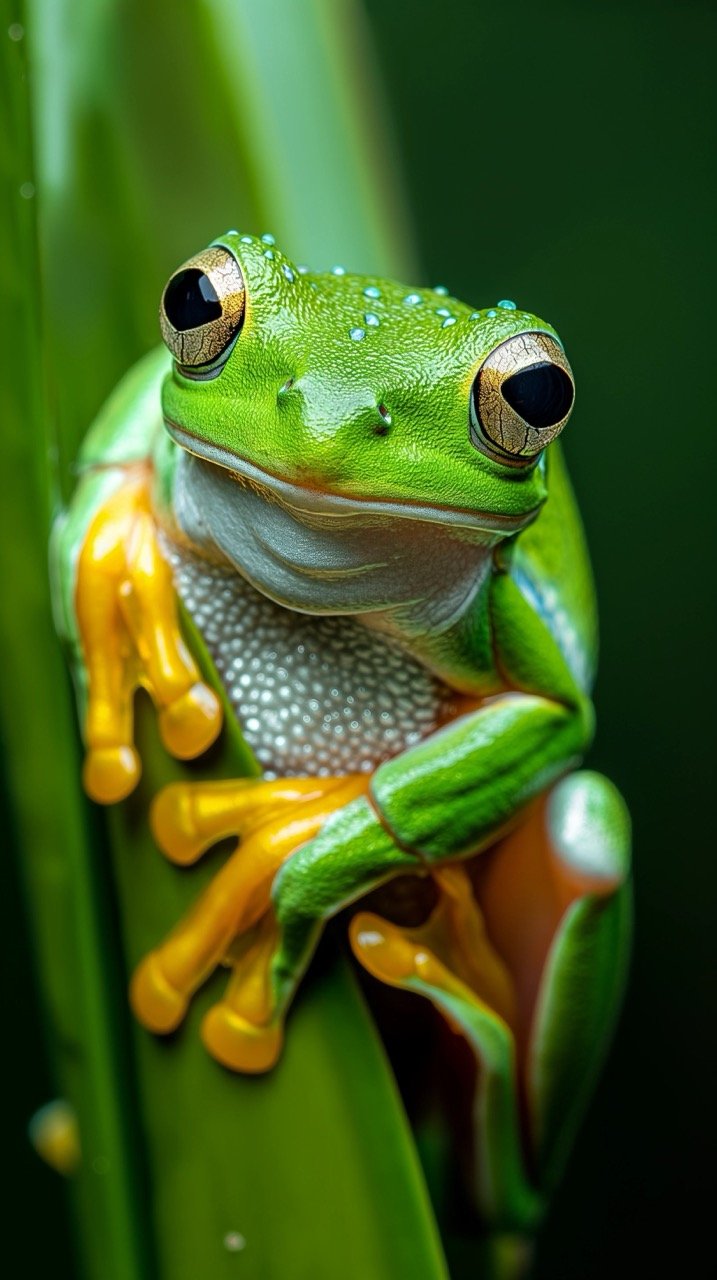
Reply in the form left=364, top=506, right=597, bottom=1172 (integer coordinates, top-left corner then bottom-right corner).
left=130, top=773, right=369, bottom=1067
left=350, top=865, right=517, bottom=1031
left=76, top=469, right=222, bottom=803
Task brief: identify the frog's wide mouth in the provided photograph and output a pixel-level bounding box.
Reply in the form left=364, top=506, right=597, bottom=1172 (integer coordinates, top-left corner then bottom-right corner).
left=164, top=418, right=543, bottom=535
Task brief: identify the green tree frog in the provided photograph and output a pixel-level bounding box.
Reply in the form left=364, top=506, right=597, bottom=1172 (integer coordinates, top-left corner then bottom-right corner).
left=53, top=232, right=630, bottom=1227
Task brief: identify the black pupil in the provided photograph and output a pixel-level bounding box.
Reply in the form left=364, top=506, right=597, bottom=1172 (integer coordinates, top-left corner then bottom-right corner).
left=501, top=362, right=574, bottom=430
left=163, top=269, right=222, bottom=331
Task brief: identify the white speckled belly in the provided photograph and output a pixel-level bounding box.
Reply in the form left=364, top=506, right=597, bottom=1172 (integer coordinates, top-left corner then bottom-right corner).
left=163, top=540, right=457, bottom=779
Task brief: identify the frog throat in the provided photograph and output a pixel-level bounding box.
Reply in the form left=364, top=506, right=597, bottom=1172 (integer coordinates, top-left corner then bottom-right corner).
left=169, top=448, right=497, bottom=627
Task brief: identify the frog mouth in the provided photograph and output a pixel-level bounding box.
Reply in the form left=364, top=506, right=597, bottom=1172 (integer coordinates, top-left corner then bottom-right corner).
left=164, top=418, right=543, bottom=535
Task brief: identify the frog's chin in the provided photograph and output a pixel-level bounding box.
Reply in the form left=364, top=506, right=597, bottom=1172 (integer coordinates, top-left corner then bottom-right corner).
left=164, top=419, right=542, bottom=537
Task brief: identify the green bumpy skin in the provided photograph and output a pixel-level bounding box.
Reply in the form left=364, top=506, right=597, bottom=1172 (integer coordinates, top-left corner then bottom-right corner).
left=52, top=230, right=631, bottom=1238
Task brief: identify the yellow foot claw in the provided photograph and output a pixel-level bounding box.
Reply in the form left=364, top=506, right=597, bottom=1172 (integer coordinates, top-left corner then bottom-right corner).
left=202, top=1007, right=283, bottom=1074
left=130, top=952, right=189, bottom=1034
left=76, top=471, right=223, bottom=804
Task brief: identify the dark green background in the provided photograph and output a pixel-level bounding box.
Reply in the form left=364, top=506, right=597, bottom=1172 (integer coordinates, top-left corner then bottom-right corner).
left=5, top=1, right=715, bottom=1275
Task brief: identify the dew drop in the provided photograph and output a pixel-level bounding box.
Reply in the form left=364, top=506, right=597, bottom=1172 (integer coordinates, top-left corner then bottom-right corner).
left=433, top=285, right=449, bottom=296
left=498, top=299, right=517, bottom=310
left=261, top=232, right=276, bottom=244
left=364, top=311, right=380, bottom=327
left=403, top=293, right=422, bottom=306
left=363, top=285, right=381, bottom=299
left=282, top=264, right=295, bottom=282
left=349, top=327, right=366, bottom=341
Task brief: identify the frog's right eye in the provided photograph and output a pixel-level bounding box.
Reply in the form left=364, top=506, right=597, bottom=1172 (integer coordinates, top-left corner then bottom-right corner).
left=160, top=247, right=245, bottom=369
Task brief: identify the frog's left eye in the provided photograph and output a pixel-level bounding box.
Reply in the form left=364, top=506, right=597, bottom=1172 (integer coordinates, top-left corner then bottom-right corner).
left=469, top=333, right=575, bottom=463
left=160, top=247, right=245, bottom=368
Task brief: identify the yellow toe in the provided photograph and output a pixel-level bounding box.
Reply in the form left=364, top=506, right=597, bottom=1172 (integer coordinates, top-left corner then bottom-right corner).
left=83, top=746, right=140, bottom=805
left=158, top=683, right=222, bottom=759
left=150, top=784, right=200, bottom=864
left=130, top=953, right=188, bottom=1033
left=349, top=912, right=426, bottom=983
left=201, top=1005, right=283, bottom=1074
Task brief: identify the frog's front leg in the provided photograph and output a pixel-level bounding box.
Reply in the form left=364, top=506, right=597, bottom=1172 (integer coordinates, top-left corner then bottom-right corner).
left=74, top=468, right=222, bottom=802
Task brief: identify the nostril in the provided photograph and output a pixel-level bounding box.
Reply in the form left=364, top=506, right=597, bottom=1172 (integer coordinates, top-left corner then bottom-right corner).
left=501, top=362, right=574, bottom=430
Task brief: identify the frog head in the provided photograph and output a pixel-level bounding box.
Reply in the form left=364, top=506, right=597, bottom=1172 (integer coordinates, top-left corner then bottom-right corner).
left=158, top=232, right=574, bottom=614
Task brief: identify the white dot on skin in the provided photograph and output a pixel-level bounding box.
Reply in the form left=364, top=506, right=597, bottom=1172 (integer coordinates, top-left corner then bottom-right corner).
left=224, top=1231, right=246, bottom=1252
left=8, top=23, right=24, bottom=40
left=19, top=181, right=35, bottom=199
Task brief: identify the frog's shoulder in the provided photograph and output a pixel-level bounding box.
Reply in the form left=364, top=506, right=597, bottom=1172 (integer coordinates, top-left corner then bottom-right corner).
left=78, top=346, right=171, bottom=471
left=508, top=444, right=598, bottom=694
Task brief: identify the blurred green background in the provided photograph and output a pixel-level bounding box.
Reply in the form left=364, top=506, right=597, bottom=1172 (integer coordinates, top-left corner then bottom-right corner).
left=4, top=0, right=715, bottom=1276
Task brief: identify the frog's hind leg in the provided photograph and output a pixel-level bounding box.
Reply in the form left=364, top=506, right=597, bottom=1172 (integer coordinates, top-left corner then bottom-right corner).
left=348, top=773, right=630, bottom=1227
left=348, top=870, right=540, bottom=1228
left=130, top=774, right=369, bottom=1039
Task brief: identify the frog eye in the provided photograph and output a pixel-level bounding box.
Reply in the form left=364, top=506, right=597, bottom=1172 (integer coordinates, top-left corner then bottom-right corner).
left=160, top=247, right=245, bottom=368
left=469, top=333, right=575, bottom=462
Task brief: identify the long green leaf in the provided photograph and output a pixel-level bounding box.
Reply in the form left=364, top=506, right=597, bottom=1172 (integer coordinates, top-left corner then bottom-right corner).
left=3, top=0, right=451, bottom=1276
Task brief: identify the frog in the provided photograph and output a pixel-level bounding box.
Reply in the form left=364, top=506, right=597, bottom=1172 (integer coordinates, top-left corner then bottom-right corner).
left=52, top=231, right=630, bottom=1214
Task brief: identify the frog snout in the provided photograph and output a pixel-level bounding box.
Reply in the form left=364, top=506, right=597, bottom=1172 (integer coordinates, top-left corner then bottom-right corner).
left=469, top=332, right=575, bottom=462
